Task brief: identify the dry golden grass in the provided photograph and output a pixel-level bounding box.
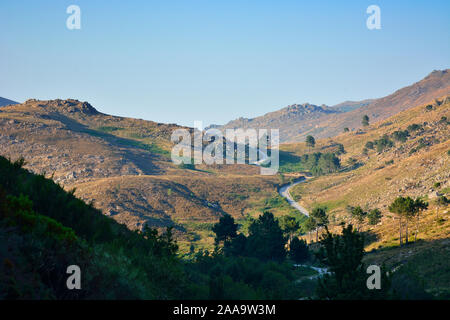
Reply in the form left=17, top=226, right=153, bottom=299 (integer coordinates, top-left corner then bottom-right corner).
left=286, top=97, right=450, bottom=251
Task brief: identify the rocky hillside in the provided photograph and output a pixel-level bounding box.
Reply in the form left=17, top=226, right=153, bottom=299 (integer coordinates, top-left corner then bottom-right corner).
left=1, top=87, right=448, bottom=253
left=0, top=99, right=176, bottom=184
left=287, top=95, right=450, bottom=247
left=217, top=69, right=450, bottom=142
left=0, top=98, right=283, bottom=251
left=217, top=103, right=341, bottom=141
left=330, top=99, right=374, bottom=112
left=282, top=95, right=450, bottom=297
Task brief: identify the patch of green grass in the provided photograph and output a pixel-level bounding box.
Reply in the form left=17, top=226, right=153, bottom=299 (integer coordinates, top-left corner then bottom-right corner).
left=317, top=199, right=349, bottom=212
left=97, top=126, right=124, bottom=133
left=265, top=194, right=289, bottom=208
left=228, top=193, right=249, bottom=201
left=126, top=139, right=170, bottom=157
left=278, top=151, right=305, bottom=173
left=82, top=128, right=109, bottom=138
left=237, top=214, right=256, bottom=235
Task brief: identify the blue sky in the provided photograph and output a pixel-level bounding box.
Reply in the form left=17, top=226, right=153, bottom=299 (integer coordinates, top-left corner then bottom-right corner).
left=1, top=0, right=449, bottom=126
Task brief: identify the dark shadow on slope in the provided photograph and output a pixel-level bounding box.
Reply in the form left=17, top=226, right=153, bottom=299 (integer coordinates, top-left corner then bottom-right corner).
left=48, top=112, right=167, bottom=175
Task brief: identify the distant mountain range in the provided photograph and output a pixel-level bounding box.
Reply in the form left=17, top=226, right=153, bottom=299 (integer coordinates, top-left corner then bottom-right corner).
left=0, top=97, right=18, bottom=107
left=215, top=69, right=450, bottom=142
left=330, top=99, right=375, bottom=112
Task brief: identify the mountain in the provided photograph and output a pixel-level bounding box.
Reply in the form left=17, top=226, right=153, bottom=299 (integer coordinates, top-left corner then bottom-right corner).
left=330, top=99, right=375, bottom=112
left=0, top=85, right=449, bottom=298
left=0, top=97, right=18, bottom=107
left=0, top=98, right=283, bottom=251
left=312, top=69, right=450, bottom=140
left=217, top=103, right=342, bottom=142
left=217, top=69, right=450, bottom=142
left=0, top=155, right=327, bottom=300
left=0, top=71, right=448, bottom=254
left=282, top=95, right=450, bottom=296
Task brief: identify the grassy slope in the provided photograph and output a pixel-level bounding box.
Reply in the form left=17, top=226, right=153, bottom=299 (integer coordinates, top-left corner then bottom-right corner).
left=282, top=97, right=450, bottom=297
left=0, top=100, right=293, bottom=252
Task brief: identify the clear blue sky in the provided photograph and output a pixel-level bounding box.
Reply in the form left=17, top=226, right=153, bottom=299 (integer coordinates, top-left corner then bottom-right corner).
left=1, top=0, right=449, bottom=126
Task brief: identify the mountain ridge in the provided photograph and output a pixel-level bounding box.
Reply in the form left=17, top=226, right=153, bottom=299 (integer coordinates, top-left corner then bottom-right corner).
left=0, top=97, right=18, bottom=107
left=216, top=69, right=450, bottom=142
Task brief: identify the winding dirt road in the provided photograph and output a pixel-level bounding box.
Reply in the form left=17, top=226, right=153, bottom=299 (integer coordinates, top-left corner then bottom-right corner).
left=278, top=177, right=310, bottom=216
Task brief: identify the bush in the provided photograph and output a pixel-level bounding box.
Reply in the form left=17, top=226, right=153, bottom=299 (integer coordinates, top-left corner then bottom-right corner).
left=392, top=130, right=409, bottom=143
left=367, top=209, right=382, bottom=225
left=365, top=141, right=374, bottom=150
left=374, top=135, right=394, bottom=153
left=407, top=123, right=422, bottom=132
left=289, top=237, right=309, bottom=263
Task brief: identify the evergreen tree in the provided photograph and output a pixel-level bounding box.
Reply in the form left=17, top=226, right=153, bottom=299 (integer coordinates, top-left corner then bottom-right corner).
left=212, top=214, right=238, bottom=246
left=362, top=115, right=370, bottom=126
left=303, top=216, right=317, bottom=243
left=388, top=197, right=415, bottom=246
left=310, top=207, right=328, bottom=242
left=246, top=211, right=286, bottom=262
left=316, top=225, right=390, bottom=299
left=289, top=237, right=309, bottom=263
left=306, top=135, right=316, bottom=149
left=280, top=215, right=300, bottom=244
left=350, top=206, right=367, bottom=230
left=367, top=208, right=382, bottom=225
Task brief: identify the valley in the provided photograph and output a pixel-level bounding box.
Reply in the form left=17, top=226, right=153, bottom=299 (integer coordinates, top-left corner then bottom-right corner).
left=0, top=70, right=449, bottom=298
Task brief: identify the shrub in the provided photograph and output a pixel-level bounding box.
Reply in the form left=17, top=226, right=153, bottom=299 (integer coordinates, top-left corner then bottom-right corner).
left=392, top=130, right=409, bottom=143
left=367, top=209, right=382, bottom=225
left=374, top=135, right=394, bottom=153
left=289, top=237, right=309, bottom=263
left=365, top=141, right=374, bottom=150
left=407, top=123, right=422, bottom=132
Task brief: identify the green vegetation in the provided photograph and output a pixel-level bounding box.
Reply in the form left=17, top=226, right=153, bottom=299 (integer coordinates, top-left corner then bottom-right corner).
left=0, top=156, right=184, bottom=299
left=389, top=196, right=428, bottom=246
left=126, top=139, right=170, bottom=157
left=392, top=130, right=409, bottom=143
left=289, top=238, right=309, bottom=264
left=362, top=115, right=370, bottom=127
left=178, top=163, right=196, bottom=170
left=212, top=214, right=238, bottom=245
left=316, top=225, right=391, bottom=299
left=189, top=212, right=315, bottom=299
left=349, top=206, right=367, bottom=230
left=365, top=141, right=374, bottom=150
left=374, top=134, right=394, bottom=153
left=306, top=135, right=316, bottom=148
left=367, top=209, right=382, bottom=225
left=279, top=152, right=341, bottom=175
left=97, top=126, right=124, bottom=133
left=335, top=143, right=345, bottom=155
left=407, top=123, right=422, bottom=132
left=0, top=156, right=322, bottom=299
left=363, top=134, right=395, bottom=154
left=308, top=206, right=329, bottom=242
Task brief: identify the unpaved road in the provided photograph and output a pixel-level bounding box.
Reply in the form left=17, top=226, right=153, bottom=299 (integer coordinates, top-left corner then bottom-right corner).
left=278, top=177, right=310, bottom=216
